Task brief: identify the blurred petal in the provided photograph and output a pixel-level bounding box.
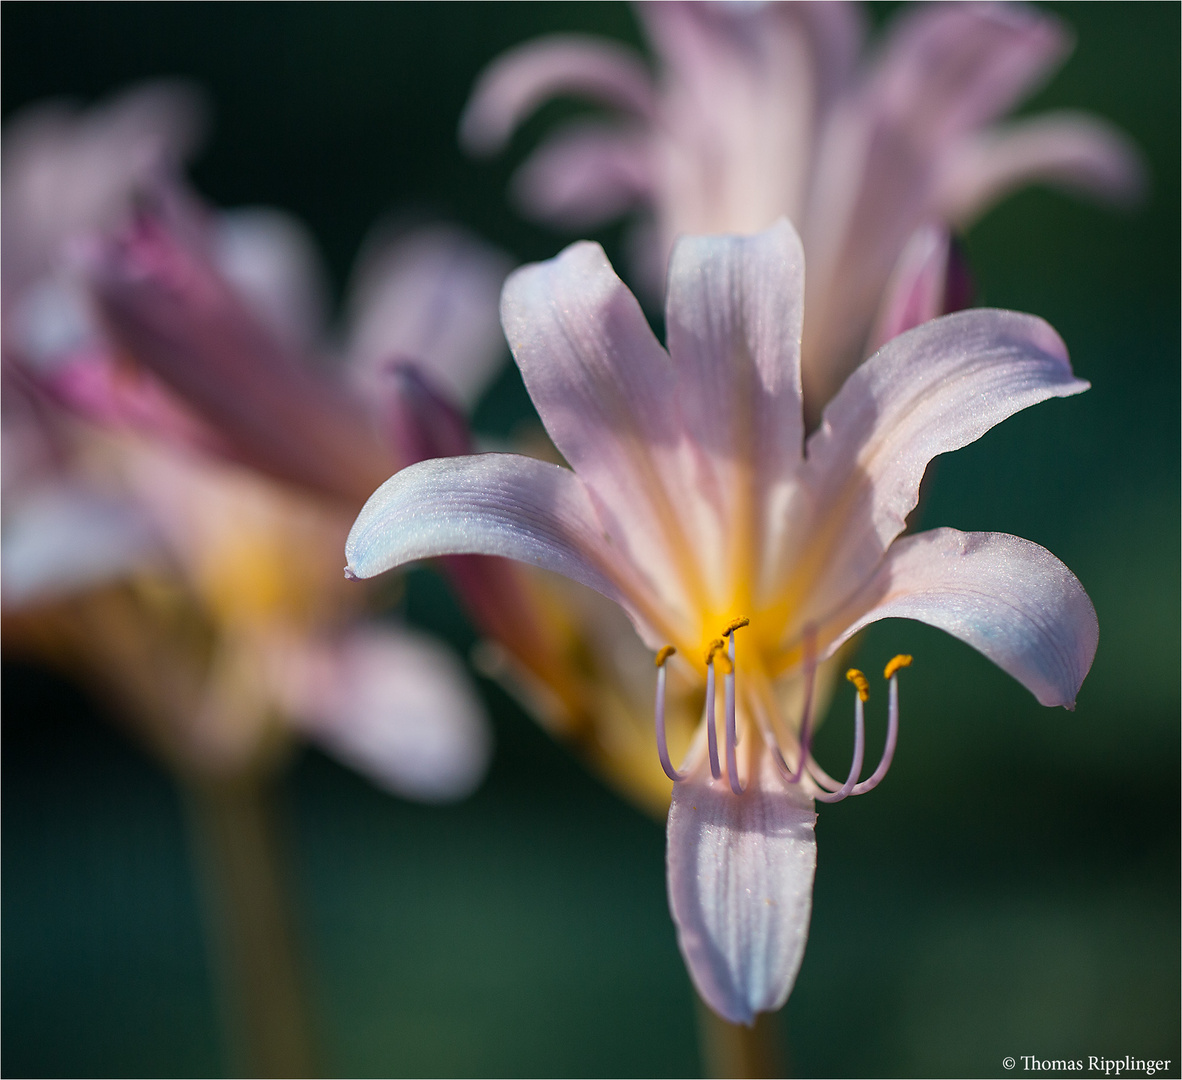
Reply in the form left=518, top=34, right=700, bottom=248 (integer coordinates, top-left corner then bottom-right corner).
left=213, top=207, right=331, bottom=353
left=282, top=625, right=493, bottom=802
left=511, top=121, right=654, bottom=229
left=460, top=35, right=655, bottom=155
left=344, top=453, right=664, bottom=640
left=831, top=529, right=1099, bottom=709
left=2, top=483, right=160, bottom=607
left=938, top=111, right=1147, bottom=225
left=803, top=3, right=1071, bottom=413
left=641, top=1, right=821, bottom=233
left=787, top=309, right=1088, bottom=628
left=374, top=363, right=473, bottom=465
left=667, top=744, right=817, bottom=1025
left=346, top=224, right=511, bottom=407
left=86, top=211, right=395, bottom=504
left=864, top=223, right=952, bottom=355
left=2, top=79, right=205, bottom=295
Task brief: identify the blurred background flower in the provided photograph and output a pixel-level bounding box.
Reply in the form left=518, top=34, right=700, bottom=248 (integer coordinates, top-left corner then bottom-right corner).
left=3, top=4, right=1178, bottom=1078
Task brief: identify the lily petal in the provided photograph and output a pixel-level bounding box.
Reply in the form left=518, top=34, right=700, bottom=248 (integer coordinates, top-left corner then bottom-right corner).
left=511, top=121, right=654, bottom=229
left=831, top=529, right=1098, bottom=709
left=279, top=625, right=493, bottom=802
left=345, top=453, right=663, bottom=641
left=789, top=309, right=1088, bottom=630
left=1, top=483, right=161, bottom=607
left=864, top=224, right=952, bottom=356
left=87, top=211, right=395, bottom=505
left=641, top=2, right=821, bottom=234
left=664, top=221, right=806, bottom=591
left=345, top=224, right=512, bottom=408
left=459, top=35, right=655, bottom=156
left=213, top=207, right=330, bottom=354
left=937, top=112, right=1147, bottom=226
left=802, top=3, right=1070, bottom=412
left=2, top=80, right=205, bottom=296
left=668, top=743, right=817, bottom=1025
left=501, top=241, right=701, bottom=627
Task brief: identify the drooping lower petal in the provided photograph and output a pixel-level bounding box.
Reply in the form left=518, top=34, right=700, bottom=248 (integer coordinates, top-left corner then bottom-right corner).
left=667, top=744, right=817, bottom=1025
left=276, top=625, right=492, bottom=803
left=828, top=528, right=1098, bottom=709
left=1, top=482, right=161, bottom=607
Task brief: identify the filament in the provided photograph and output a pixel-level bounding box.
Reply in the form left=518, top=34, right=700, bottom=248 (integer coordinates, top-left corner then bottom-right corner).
left=808, top=654, right=912, bottom=799
left=654, top=646, right=686, bottom=782
left=724, top=625, right=745, bottom=794
left=703, top=640, right=724, bottom=780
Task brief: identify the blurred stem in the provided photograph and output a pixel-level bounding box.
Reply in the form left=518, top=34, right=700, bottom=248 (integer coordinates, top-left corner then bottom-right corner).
left=695, top=997, right=787, bottom=1079
left=184, top=771, right=317, bottom=1078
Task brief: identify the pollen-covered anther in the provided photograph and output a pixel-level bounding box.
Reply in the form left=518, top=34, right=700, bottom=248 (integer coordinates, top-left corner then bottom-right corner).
left=722, top=616, right=750, bottom=636
left=655, top=644, right=677, bottom=668
left=884, top=653, right=912, bottom=680
left=706, top=638, right=733, bottom=676
left=846, top=668, right=870, bottom=702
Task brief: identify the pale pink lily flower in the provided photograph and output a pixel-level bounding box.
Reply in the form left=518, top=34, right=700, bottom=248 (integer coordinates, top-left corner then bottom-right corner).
left=344, top=220, right=1098, bottom=1023
left=2, top=88, right=508, bottom=801
left=461, top=1, right=1143, bottom=419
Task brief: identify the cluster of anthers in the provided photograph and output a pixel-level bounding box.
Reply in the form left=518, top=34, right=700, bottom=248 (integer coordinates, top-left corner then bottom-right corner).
left=654, top=618, right=912, bottom=803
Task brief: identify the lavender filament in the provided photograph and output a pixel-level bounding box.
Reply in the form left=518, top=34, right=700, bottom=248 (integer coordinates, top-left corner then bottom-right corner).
left=655, top=661, right=687, bottom=782
left=724, top=631, right=744, bottom=794
left=813, top=692, right=865, bottom=804
left=704, top=660, right=722, bottom=780
left=851, top=672, right=899, bottom=795
left=808, top=672, right=901, bottom=796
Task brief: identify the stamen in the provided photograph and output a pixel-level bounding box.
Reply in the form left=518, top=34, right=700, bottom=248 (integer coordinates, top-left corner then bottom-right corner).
left=722, top=616, right=750, bottom=636
left=813, top=680, right=865, bottom=804
left=654, top=646, right=687, bottom=782
left=703, top=640, right=724, bottom=780
left=724, top=621, right=747, bottom=794
left=807, top=654, right=914, bottom=799
left=850, top=655, right=911, bottom=795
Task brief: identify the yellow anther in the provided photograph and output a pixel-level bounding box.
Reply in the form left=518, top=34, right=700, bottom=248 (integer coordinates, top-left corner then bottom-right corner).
left=722, top=616, right=750, bottom=636
left=655, top=645, right=677, bottom=668
left=714, top=653, right=734, bottom=676
left=704, top=638, right=725, bottom=664
left=846, top=668, right=870, bottom=702
left=883, top=654, right=913, bottom=680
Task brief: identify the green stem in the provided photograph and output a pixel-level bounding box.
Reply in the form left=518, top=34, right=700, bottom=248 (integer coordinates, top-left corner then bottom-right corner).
left=184, top=772, right=318, bottom=1078
left=695, top=997, right=788, bottom=1079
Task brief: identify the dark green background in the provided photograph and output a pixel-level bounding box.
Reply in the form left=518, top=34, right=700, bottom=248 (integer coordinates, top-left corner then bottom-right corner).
left=3, top=3, right=1178, bottom=1077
